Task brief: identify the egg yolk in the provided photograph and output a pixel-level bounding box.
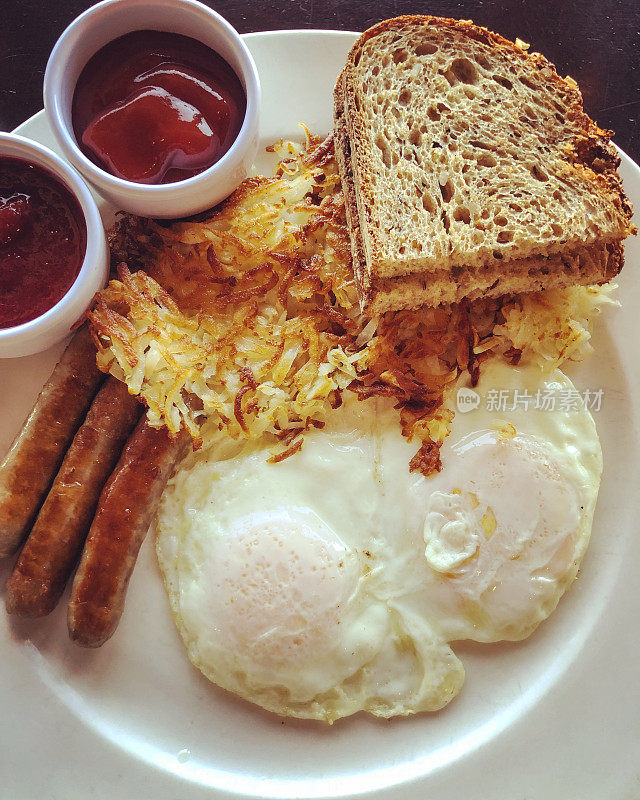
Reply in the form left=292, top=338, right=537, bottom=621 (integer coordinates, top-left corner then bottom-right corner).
left=199, top=509, right=361, bottom=671
left=423, top=431, right=582, bottom=635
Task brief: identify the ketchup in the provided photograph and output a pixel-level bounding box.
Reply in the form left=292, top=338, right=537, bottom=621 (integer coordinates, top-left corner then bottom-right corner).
left=72, top=31, right=247, bottom=184
left=0, top=158, right=86, bottom=329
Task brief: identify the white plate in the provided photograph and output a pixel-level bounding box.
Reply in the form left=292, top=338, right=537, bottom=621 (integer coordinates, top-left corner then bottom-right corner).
left=1, top=30, right=640, bottom=800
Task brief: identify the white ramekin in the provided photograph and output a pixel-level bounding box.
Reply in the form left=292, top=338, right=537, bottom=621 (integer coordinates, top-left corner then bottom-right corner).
left=43, top=0, right=260, bottom=218
left=0, top=133, right=108, bottom=359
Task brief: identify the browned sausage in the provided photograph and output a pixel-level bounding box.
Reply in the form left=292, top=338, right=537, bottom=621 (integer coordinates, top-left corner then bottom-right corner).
left=68, top=421, right=190, bottom=647
left=0, top=325, right=104, bottom=558
left=6, top=377, right=143, bottom=617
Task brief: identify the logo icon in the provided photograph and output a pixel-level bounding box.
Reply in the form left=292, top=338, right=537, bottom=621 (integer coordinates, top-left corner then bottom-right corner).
left=456, top=387, right=481, bottom=413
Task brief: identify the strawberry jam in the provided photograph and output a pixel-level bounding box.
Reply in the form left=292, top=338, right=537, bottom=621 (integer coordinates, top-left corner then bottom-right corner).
left=0, top=158, right=86, bottom=329
left=72, top=31, right=246, bottom=185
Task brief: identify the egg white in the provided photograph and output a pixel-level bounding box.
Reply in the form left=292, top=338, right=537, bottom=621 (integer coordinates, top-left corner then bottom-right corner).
left=156, top=358, right=601, bottom=721
left=378, top=359, right=602, bottom=644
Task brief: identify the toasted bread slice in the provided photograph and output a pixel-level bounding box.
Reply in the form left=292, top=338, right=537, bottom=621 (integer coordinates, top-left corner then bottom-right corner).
left=335, top=15, right=634, bottom=309
left=334, top=68, right=625, bottom=313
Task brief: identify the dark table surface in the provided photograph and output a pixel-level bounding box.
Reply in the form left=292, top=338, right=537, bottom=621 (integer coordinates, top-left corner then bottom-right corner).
left=1, top=0, right=639, bottom=161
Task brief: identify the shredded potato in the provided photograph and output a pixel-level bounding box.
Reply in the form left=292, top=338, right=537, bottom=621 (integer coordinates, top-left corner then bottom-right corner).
left=88, top=131, right=616, bottom=472
left=494, top=283, right=618, bottom=368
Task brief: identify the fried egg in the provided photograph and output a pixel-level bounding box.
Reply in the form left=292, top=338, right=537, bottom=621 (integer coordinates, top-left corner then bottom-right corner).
left=156, top=359, right=601, bottom=721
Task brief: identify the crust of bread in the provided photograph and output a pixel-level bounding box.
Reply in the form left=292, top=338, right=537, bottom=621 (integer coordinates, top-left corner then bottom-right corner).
left=337, top=14, right=634, bottom=290
left=334, top=72, right=370, bottom=301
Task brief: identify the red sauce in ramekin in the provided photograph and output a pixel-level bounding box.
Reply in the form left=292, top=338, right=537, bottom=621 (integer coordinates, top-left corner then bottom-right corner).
left=72, top=30, right=247, bottom=185
left=0, top=158, right=87, bottom=329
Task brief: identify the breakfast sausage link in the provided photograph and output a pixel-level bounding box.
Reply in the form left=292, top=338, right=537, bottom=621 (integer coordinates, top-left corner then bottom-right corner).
left=0, top=324, right=104, bottom=558
left=68, top=420, right=190, bottom=647
left=6, top=377, right=143, bottom=617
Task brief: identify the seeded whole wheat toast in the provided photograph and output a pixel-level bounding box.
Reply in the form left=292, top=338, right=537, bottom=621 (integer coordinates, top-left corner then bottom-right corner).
left=334, top=16, right=634, bottom=313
